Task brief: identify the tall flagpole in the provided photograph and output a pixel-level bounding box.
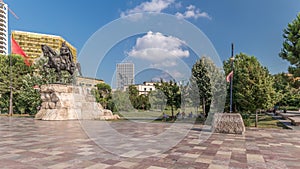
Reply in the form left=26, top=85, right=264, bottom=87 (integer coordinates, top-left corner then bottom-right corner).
left=9, top=34, right=13, bottom=116
left=229, top=43, right=234, bottom=113
left=7, top=2, right=20, bottom=116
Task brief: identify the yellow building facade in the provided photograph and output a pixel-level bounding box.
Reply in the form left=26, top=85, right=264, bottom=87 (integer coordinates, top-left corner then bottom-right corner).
left=11, top=30, right=77, bottom=62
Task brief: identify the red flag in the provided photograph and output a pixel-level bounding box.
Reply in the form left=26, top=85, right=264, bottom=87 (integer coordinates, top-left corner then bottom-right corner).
left=226, top=71, right=233, bottom=82
left=11, top=36, right=31, bottom=66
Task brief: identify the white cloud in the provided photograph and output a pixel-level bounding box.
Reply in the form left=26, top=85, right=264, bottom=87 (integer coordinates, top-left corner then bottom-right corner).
left=121, top=0, right=175, bottom=17
left=151, top=60, right=178, bottom=67
left=170, top=70, right=184, bottom=79
left=151, top=72, right=174, bottom=82
left=175, top=5, right=211, bottom=20
left=128, top=31, right=189, bottom=63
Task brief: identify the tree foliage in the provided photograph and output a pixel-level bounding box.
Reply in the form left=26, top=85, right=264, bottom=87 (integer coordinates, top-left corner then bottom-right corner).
left=191, top=57, right=225, bottom=116
left=154, top=80, right=181, bottom=118
left=0, top=55, right=36, bottom=114
left=149, top=89, right=166, bottom=111
left=191, top=57, right=211, bottom=116
left=279, top=13, right=300, bottom=76
left=273, top=73, right=300, bottom=107
left=92, top=83, right=116, bottom=111
left=0, top=54, right=75, bottom=115
left=224, top=53, right=278, bottom=113
left=136, top=94, right=151, bottom=110
left=128, top=85, right=139, bottom=108
left=111, top=90, right=134, bottom=112
left=127, top=85, right=150, bottom=110
left=14, top=75, right=43, bottom=115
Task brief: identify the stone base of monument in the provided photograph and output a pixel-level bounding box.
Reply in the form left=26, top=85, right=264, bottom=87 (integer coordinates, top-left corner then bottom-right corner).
left=35, top=84, right=120, bottom=121
left=212, top=113, right=245, bottom=134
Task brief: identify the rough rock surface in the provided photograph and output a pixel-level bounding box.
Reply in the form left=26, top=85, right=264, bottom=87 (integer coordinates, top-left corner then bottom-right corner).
left=35, top=84, right=120, bottom=121
left=212, top=113, right=245, bottom=134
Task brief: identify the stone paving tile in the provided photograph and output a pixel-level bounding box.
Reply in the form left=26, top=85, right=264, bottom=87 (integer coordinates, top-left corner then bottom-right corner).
left=1, top=117, right=300, bottom=168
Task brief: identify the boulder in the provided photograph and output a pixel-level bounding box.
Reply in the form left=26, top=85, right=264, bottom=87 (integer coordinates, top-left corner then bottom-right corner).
left=212, top=113, right=245, bottom=134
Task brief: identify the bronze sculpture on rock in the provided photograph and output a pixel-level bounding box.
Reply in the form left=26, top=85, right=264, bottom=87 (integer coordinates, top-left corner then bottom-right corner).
left=37, top=42, right=119, bottom=121
left=41, top=42, right=76, bottom=82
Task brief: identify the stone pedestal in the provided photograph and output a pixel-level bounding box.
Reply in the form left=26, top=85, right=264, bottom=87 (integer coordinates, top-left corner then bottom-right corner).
left=212, top=113, right=245, bottom=134
left=35, top=84, right=119, bottom=120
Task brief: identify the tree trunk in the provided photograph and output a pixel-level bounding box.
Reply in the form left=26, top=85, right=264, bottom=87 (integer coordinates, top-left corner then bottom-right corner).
left=203, top=98, right=206, bottom=117
left=255, top=111, right=258, bottom=128
left=171, top=105, right=174, bottom=120
left=9, top=87, right=13, bottom=116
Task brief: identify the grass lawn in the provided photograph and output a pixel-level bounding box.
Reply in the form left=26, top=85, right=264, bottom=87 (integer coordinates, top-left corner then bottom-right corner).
left=118, top=111, right=163, bottom=119
left=118, top=107, right=200, bottom=119
left=248, top=113, right=289, bottom=129
left=0, top=114, right=34, bottom=118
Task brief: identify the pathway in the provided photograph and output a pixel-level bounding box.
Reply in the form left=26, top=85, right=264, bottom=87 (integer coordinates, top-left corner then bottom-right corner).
left=0, top=117, right=300, bottom=169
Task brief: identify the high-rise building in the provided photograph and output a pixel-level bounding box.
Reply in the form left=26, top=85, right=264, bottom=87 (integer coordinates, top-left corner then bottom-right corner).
left=11, top=30, right=77, bottom=62
left=0, top=2, right=8, bottom=55
left=116, top=62, right=134, bottom=89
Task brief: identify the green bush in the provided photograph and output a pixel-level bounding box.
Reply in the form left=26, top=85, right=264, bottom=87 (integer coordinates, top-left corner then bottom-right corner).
left=240, top=112, right=251, bottom=127
left=285, top=106, right=299, bottom=111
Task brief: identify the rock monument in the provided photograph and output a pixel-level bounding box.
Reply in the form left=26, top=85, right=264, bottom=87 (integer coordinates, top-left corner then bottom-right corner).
left=35, top=84, right=119, bottom=120
left=35, top=43, right=119, bottom=121
left=212, top=113, right=245, bottom=134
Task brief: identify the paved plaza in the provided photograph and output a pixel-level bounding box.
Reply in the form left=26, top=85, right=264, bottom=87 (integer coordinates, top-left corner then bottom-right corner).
left=0, top=117, right=300, bottom=169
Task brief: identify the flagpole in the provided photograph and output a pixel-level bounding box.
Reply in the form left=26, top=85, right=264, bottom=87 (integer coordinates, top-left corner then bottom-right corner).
left=9, top=36, right=13, bottom=116
left=229, top=43, right=234, bottom=113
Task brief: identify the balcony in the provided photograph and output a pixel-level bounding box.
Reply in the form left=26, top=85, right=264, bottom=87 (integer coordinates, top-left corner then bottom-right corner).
left=0, top=13, right=6, bottom=20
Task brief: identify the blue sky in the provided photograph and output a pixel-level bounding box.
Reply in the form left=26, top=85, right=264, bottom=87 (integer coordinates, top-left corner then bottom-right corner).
left=7, top=0, right=300, bottom=86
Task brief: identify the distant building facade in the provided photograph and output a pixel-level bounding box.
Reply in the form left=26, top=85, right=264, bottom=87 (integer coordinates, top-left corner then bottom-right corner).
left=0, top=2, right=8, bottom=55
left=124, top=82, right=157, bottom=95
left=11, top=30, right=77, bottom=62
left=135, top=82, right=156, bottom=95
left=76, top=76, right=104, bottom=88
left=116, top=62, right=134, bottom=89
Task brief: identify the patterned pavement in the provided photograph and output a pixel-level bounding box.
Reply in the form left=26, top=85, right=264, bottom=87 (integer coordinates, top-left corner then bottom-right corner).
left=0, top=117, right=300, bottom=169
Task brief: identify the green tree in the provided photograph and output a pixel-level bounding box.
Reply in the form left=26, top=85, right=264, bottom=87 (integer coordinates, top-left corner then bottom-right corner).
left=14, top=75, right=43, bottom=115
left=112, top=90, right=134, bottom=112
left=126, top=85, right=151, bottom=110
left=0, top=55, right=9, bottom=91
left=279, top=13, right=300, bottom=76
left=203, top=58, right=226, bottom=113
left=191, top=57, right=216, bottom=116
left=93, top=83, right=113, bottom=109
left=224, top=53, right=278, bottom=114
left=155, top=80, right=181, bottom=119
left=273, top=73, right=292, bottom=106
left=128, top=85, right=139, bottom=108
left=136, top=94, right=151, bottom=110
left=0, top=55, right=34, bottom=114
left=149, top=90, right=166, bottom=111
left=187, top=79, right=201, bottom=113
left=273, top=73, right=300, bottom=108
left=286, top=89, right=300, bottom=107
left=179, top=83, right=190, bottom=113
